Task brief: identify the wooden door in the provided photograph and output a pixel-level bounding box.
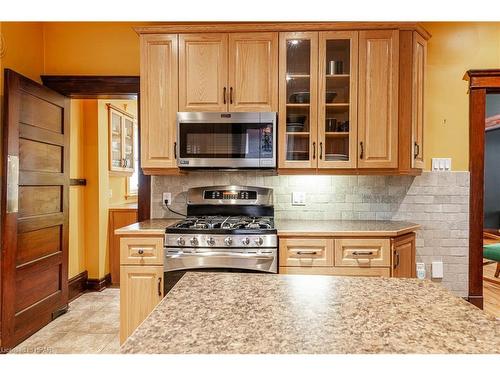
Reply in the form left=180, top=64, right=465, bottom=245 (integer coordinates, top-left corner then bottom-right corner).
left=318, top=31, right=358, bottom=169
left=108, top=209, right=138, bottom=285
left=228, top=32, right=278, bottom=112
left=1, top=69, right=70, bottom=349
left=278, top=32, right=319, bottom=169
left=358, top=30, right=399, bottom=169
left=140, top=34, right=178, bottom=172
left=179, top=33, right=228, bottom=112
left=412, top=32, right=426, bottom=169
left=120, top=265, right=163, bottom=343
left=392, top=234, right=416, bottom=278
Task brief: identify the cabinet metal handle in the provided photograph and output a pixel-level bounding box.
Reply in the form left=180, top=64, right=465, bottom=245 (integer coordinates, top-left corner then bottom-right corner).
left=359, top=141, right=364, bottom=159
left=319, top=142, right=323, bottom=160
left=174, top=142, right=177, bottom=159
left=352, top=251, right=373, bottom=256
left=296, top=251, right=318, bottom=255
left=414, top=142, right=420, bottom=159
left=394, top=250, right=400, bottom=269
left=229, top=87, right=233, bottom=104
left=158, top=277, right=162, bottom=297
left=223, top=87, right=227, bottom=104
left=137, top=249, right=144, bottom=255
left=312, top=142, right=316, bottom=160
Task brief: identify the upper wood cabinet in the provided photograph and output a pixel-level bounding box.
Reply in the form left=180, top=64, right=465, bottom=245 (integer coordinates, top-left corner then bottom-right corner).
left=178, top=33, right=228, bottom=112
left=278, top=32, right=318, bottom=169
left=358, top=30, right=399, bottom=169
left=228, top=33, right=278, bottom=112
left=108, top=104, right=135, bottom=175
left=318, top=31, right=359, bottom=169
left=412, top=32, right=426, bottom=169
left=140, top=34, right=178, bottom=171
left=178, top=32, right=278, bottom=113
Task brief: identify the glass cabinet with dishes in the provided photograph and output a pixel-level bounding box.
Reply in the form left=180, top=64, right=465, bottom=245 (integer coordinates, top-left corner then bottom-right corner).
left=278, top=32, right=318, bottom=168
left=317, top=31, right=358, bottom=168
left=108, top=103, right=136, bottom=175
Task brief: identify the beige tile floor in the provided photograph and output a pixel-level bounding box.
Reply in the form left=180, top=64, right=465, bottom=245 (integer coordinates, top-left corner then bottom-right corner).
left=10, top=288, right=120, bottom=354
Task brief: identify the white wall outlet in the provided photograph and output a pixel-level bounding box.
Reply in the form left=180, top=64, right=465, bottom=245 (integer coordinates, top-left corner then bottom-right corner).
left=162, top=192, right=172, bottom=206
left=431, top=261, right=444, bottom=279
left=431, top=158, right=452, bottom=171
left=416, top=262, right=426, bottom=280
left=292, top=192, right=306, bottom=206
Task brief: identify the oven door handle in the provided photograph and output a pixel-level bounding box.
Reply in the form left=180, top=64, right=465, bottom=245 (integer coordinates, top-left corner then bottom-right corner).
left=165, top=250, right=275, bottom=259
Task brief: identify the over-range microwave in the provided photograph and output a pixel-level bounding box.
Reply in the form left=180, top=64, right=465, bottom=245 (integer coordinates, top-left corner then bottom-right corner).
left=176, top=112, right=276, bottom=169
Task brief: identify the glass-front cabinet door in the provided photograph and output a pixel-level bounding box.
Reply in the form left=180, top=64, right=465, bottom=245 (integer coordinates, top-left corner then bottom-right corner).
left=278, top=32, right=318, bottom=168
left=108, top=104, right=135, bottom=175
left=318, top=31, right=358, bottom=168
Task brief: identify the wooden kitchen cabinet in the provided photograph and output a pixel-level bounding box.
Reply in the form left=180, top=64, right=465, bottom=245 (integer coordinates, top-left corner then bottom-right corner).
left=120, top=265, right=163, bottom=344
left=120, top=235, right=164, bottom=343
left=357, top=30, right=399, bottom=169
left=179, top=32, right=278, bottom=113
left=279, top=233, right=416, bottom=278
left=178, top=33, right=228, bottom=112
left=140, top=34, right=178, bottom=172
left=411, top=32, right=426, bottom=170
left=391, top=233, right=416, bottom=278
left=228, top=32, right=278, bottom=112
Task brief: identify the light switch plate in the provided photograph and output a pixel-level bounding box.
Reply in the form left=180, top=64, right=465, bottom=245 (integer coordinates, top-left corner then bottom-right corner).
left=416, top=262, right=426, bottom=280
left=431, top=261, right=444, bottom=279
left=431, top=158, right=452, bottom=171
left=292, top=192, right=306, bottom=206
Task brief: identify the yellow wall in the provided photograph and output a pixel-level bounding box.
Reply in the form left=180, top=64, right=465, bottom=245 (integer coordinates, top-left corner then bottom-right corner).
left=69, top=100, right=86, bottom=278
left=423, top=22, right=500, bottom=171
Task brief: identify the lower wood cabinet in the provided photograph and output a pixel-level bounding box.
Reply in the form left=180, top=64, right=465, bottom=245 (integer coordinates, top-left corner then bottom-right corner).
left=279, top=233, right=415, bottom=278
left=109, top=208, right=138, bottom=285
left=120, top=235, right=164, bottom=344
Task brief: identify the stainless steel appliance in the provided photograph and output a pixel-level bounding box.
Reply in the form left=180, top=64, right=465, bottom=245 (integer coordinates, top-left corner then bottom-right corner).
left=176, top=112, right=276, bottom=169
left=164, top=185, right=277, bottom=294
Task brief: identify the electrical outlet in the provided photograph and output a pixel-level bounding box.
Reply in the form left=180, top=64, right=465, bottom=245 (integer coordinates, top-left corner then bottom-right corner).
left=431, top=158, right=452, bottom=171
left=416, top=263, right=426, bottom=280
left=292, top=192, right=306, bottom=206
left=162, top=192, right=172, bottom=206
left=431, top=261, right=444, bottom=279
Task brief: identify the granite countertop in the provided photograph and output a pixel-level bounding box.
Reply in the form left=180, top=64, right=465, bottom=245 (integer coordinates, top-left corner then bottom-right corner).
left=114, top=219, right=181, bottom=235
left=276, top=219, right=420, bottom=236
left=122, top=272, right=500, bottom=354
left=115, top=219, right=420, bottom=237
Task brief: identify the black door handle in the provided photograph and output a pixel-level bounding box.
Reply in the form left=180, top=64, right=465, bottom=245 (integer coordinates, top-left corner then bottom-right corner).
left=229, top=87, right=233, bottom=104
left=223, top=87, right=227, bottom=104
left=359, top=141, right=364, bottom=159
left=319, top=142, right=323, bottom=160
left=312, top=142, right=316, bottom=160
left=158, top=277, right=162, bottom=297
left=414, top=142, right=420, bottom=159
left=174, top=142, right=177, bottom=159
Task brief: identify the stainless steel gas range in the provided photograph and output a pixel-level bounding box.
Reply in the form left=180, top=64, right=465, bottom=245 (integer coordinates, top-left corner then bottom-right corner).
left=163, top=185, right=277, bottom=294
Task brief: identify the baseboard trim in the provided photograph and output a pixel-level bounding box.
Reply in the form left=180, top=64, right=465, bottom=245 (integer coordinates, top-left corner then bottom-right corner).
left=467, top=295, right=484, bottom=309
left=68, top=271, right=88, bottom=302
left=86, top=273, right=112, bottom=292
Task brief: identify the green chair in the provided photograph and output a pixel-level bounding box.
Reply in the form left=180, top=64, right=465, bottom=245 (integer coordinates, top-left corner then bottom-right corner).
left=483, top=243, right=500, bottom=278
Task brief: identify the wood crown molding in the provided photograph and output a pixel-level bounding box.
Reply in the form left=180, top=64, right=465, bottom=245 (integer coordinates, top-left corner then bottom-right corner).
left=464, top=69, right=500, bottom=89
left=134, top=22, right=431, bottom=40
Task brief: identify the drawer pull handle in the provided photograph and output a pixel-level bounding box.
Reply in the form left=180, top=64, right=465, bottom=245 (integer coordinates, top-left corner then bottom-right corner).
left=158, top=277, right=162, bottom=297
left=137, top=249, right=144, bottom=255
left=352, top=251, right=373, bottom=256
left=296, top=251, right=318, bottom=255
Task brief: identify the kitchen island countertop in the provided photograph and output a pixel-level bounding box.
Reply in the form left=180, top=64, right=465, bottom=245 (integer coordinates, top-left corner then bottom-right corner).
left=121, top=272, right=499, bottom=354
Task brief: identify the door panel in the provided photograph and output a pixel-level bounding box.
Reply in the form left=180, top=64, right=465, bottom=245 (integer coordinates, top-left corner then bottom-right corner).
left=179, top=33, right=228, bottom=112
left=1, top=69, right=69, bottom=349
left=228, top=33, right=278, bottom=112
left=412, top=32, right=426, bottom=169
left=358, top=30, right=399, bottom=168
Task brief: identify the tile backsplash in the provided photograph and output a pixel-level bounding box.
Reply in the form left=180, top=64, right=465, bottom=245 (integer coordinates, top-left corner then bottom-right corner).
left=152, top=171, right=469, bottom=297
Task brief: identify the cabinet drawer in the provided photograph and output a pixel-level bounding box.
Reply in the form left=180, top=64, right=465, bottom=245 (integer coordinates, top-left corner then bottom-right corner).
left=120, top=237, right=164, bottom=265
left=335, top=238, right=390, bottom=267
left=279, top=238, right=333, bottom=267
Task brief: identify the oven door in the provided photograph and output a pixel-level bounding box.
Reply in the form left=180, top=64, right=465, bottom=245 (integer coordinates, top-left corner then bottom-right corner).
left=176, top=112, right=276, bottom=168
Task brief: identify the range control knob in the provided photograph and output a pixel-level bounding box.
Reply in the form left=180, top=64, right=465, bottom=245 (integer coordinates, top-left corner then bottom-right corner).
left=207, top=237, right=216, bottom=246
left=190, top=237, right=199, bottom=246
left=242, top=237, right=250, bottom=246
left=254, top=237, right=264, bottom=246
left=177, top=237, right=185, bottom=246
left=224, top=237, right=233, bottom=246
